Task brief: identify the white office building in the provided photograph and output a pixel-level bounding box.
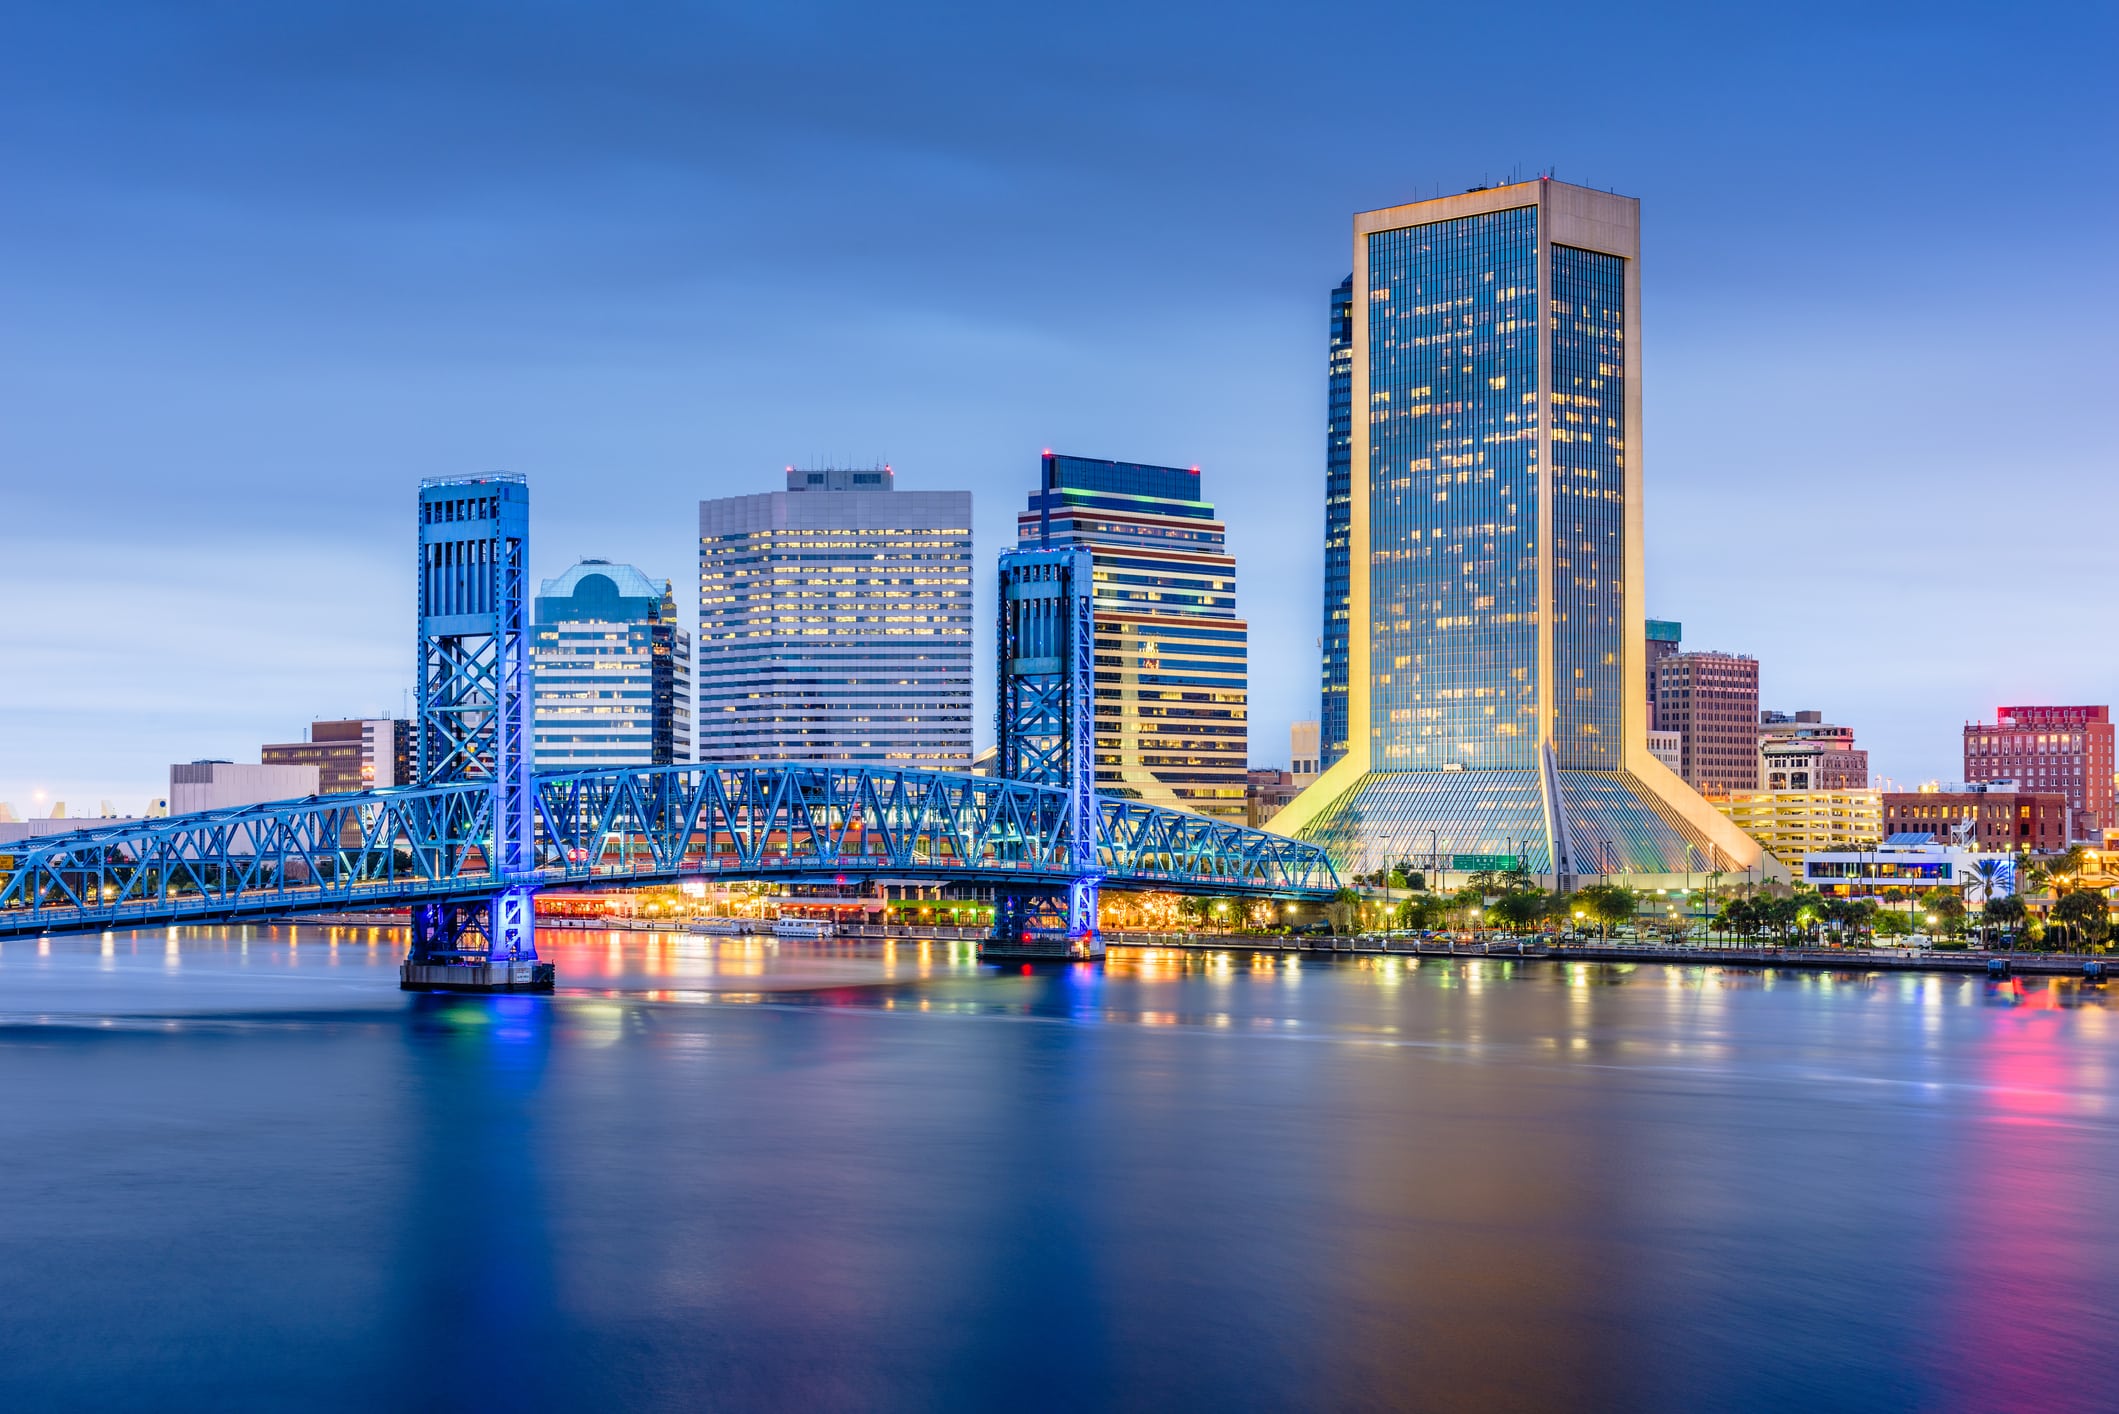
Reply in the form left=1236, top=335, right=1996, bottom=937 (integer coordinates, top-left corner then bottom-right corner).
left=532, top=560, right=692, bottom=768
left=697, top=468, right=973, bottom=768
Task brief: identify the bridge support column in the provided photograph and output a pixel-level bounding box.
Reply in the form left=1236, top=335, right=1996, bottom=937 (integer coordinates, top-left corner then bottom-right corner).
left=402, top=888, right=553, bottom=993
left=398, top=474, right=554, bottom=996
left=988, top=874, right=1104, bottom=961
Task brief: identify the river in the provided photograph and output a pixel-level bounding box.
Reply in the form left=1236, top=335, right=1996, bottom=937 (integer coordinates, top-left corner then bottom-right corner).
left=1, top=926, right=2113, bottom=1412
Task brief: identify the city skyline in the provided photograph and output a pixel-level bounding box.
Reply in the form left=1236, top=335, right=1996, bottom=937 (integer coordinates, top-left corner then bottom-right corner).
left=2, top=5, right=2113, bottom=811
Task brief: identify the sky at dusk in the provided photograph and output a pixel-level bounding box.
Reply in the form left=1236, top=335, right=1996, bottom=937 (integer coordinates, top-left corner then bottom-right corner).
left=1, top=1, right=2112, bottom=816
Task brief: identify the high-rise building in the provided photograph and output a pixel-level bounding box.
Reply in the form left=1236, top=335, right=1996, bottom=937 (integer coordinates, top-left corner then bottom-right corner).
left=1272, top=179, right=1764, bottom=883
left=1320, top=276, right=1355, bottom=772
left=698, top=468, right=973, bottom=768
left=532, top=560, right=692, bottom=768
left=1657, top=652, right=1761, bottom=793
left=1016, top=453, right=1248, bottom=820
left=1645, top=619, right=1681, bottom=730
left=262, top=719, right=412, bottom=793
left=1758, top=709, right=1868, bottom=790
left=1964, top=706, right=2113, bottom=840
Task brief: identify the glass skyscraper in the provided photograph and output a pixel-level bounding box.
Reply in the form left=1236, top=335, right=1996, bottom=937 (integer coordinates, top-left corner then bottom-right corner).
left=1275, top=179, right=1768, bottom=884
left=532, top=560, right=692, bottom=768
left=1016, top=454, right=1248, bottom=820
left=1320, top=276, right=1354, bottom=772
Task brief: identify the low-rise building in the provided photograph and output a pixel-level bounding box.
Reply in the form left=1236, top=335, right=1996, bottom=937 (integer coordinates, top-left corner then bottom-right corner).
left=168, top=761, right=322, bottom=814
left=1714, top=789, right=1881, bottom=873
left=1881, top=782, right=2068, bottom=854
left=1246, top=768, right=1301, bottom=827
left=1803, top=837, right=2014, bottom=903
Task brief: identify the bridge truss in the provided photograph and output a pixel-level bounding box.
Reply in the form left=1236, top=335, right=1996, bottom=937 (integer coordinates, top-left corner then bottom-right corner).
left=0, top=763, right=1338, bottom=940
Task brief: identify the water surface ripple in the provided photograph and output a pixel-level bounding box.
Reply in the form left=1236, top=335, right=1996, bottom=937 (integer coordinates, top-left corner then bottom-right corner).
left=1, top=927, right=2112, bottom=1412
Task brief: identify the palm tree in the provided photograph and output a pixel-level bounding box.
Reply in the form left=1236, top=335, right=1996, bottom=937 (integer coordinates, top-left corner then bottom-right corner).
left=1984, top=893, right=2028, bottom=949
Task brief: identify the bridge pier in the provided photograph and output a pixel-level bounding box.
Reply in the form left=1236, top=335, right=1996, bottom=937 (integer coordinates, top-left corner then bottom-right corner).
left=983, top=876, right=1104, bottom=962
left=400, top=888, right=553, bottom=994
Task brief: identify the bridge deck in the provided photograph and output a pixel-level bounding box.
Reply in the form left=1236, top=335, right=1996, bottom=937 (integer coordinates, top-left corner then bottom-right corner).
left=0, top=763, right=1337, bottom=938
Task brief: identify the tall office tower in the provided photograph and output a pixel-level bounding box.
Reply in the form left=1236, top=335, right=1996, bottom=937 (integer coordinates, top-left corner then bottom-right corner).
left=531, top=560, right=692, bottom=768
left=698, top=468, right=973, bottom=768
left=1964, top=705, right=2114, bottom=840
left=1273, top=179, right=1765, bottom=883
left=1656, top=651, right=1761, bottom=793
left=262, top=719, right=413, bottom=792
left=1644, top=620, right=1681, bottom=730
left=1320, top=275, right=1355, bottom=771
left=1017, top=453, right=1248, bottom=820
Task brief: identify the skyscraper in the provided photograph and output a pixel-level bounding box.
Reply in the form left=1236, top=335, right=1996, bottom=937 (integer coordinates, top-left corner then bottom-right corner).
left=697, top=468, right=973, bottom=768
left=1273, top=179, right=1766, bottom=883
left=1320, top=276, right=1354, bottom=772
left=1017, top=453, right=1247, bottom=820
left=531, top=560, right=692, bottom=767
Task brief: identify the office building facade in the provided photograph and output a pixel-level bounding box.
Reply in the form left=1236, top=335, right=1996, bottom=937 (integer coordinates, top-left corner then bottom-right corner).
left=262, top=719, right=412, bottom=793
left=1759, top=709, right=1868, bottom=791
left=1272, top=179, right=1763, bottom=882
left=698, top=469, right=973, bottom=768
left=1645, top=619, right=1681, bottom=730
left=1320, top=276, right=1355, bottom=772
left=532, top=560, right=692, bottom=768
left=1656, top=652, right=1761, bottom=793
left=1882, top=785, right=2068, bottom=853
left=1016, top=453, right=1247, bottom=820
left=1963, top=705, right=2113, bottom=839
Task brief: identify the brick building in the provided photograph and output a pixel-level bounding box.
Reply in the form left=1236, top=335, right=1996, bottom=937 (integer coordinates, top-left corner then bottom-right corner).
left=1881, top=785, right=2069, bottom=854
left=1655, top=651, right=1760, bottom=793
left=1963, top=705, right=2113, bottom=840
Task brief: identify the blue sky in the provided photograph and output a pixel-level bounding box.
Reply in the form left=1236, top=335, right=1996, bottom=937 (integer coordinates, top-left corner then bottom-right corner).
left=1, top=1, right=2112, bottom=815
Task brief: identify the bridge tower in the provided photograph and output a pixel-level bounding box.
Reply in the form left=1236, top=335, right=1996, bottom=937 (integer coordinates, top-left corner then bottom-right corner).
left=989, top=546, right=1103, bottom=959
left=400, top=474, right=553, bottom=993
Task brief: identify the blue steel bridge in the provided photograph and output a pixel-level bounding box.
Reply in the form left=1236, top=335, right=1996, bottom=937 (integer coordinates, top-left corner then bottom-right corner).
left=0, top=762, right=1336, bottom=941
left=0, top=475, right=1335, bottom=980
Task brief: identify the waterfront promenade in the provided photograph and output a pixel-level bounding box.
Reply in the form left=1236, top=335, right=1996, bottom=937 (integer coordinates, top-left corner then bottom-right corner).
left=1107, top=932, right=2113, bottom=978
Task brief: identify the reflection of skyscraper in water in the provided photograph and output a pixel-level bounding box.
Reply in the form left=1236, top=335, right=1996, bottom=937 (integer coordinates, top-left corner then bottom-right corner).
left=1277, top=179, right=1768, bottom=883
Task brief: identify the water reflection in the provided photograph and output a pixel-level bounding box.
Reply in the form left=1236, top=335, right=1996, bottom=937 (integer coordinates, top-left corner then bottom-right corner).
left=0, top=927, right=2113, bottom=1412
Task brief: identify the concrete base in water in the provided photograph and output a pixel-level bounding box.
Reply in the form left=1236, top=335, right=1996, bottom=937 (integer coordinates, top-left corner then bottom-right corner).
left=980, top=936, right=1106, bottom=963
left=399, top=960, right=556, bottom=993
